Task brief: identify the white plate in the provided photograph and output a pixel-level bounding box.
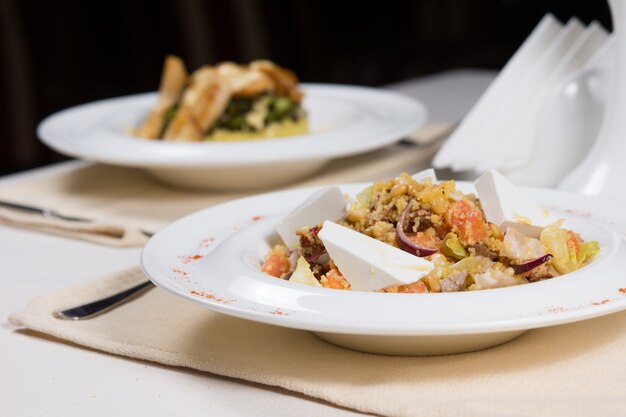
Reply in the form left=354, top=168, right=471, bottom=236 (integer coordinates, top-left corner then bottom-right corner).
left=140, top=182, right=626, bottom=355
left=37, top=84, right=427, bottom=190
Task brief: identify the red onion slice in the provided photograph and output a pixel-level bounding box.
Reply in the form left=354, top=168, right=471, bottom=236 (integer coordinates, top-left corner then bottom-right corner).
left=511, top=254, right=553, bottom=275
left=305, top=249, right=327, bottom=263
left=396, top=201, right=438, bottom=257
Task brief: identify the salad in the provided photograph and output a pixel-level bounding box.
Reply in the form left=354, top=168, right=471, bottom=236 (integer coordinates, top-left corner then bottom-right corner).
left=261, top=171, right=599, bottom=293
left=137, top=56, right=307, bottom=142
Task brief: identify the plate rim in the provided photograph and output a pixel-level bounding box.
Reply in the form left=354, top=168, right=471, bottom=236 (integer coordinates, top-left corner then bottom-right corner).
left=37, top=83, right=428, bottom=168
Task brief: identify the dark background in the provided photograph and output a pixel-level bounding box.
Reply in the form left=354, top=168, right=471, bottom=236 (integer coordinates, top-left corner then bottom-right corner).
left=0, top=0, right=612, bottom=175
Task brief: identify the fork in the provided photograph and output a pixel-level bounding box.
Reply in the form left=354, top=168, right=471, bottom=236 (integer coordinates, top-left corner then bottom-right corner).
left=53, top=279, right=154, bottom=320
left=0, top=199, right=157, bottom=319
left=0, top=200, right=93, bottom=222
left=0, top=200, right=154, bottom=237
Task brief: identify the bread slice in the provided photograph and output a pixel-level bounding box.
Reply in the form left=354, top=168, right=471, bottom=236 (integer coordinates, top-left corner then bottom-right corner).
left=137, top=56, right=189, bottom=138
left=250, top=60, right=303, bottom=103
left=163, top=66, right=234, bottom=140
left=217, top=62, right=275, bottom=97
left=163, top=106, right=202, bottom=141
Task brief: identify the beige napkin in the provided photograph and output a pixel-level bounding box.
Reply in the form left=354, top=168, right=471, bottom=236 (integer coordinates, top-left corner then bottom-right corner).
left=9, top=266, right=626, bottom=417
left=0, top=140, right=440, bottom=246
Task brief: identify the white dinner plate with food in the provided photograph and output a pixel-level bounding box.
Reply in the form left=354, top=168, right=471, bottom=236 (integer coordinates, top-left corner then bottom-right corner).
left=37, top=84, right=426, bottom=190
left=141, top=174, right=626, bottom=356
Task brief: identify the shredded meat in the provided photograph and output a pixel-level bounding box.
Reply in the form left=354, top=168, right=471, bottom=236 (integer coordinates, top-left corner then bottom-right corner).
left=470, top=243, right=499, bottom=261
left=409, top=207, right=434, bottom=233
left=441, top=271, right=468, bottom=292
left=296, top=225, right=325, bottom=260
left=524, top=264, right=560, bottom=282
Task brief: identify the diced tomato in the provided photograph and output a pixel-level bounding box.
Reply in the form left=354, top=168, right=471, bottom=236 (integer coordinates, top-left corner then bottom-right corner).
left=261, top=252, right=291, bottom=278
left=410, top=231, right=440, bottom=250
left=445, top=199, right=490, bottom=244
left=383, top=280, right=429, bottom=293
left=398, top=280, right=429, bottom=293
left=566, top=230, right=581, bottom=256
left=321, top=269, right=350, bottom=289
left=434, top=223, right=451, bottom=239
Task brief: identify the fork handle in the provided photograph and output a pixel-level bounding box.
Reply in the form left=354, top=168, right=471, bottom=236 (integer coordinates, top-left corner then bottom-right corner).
left=0, top=200, right=51, bottom=216
left=53, top=280, right=154, bottom=320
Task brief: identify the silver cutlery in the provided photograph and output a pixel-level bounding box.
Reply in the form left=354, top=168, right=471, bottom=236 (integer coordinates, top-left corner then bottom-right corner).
left=0, top=200, right=154, bottom=237
left=53, top=279, right=154, bottom=320
left=0, top=199, right=157, bottom=319
left=0, top=200, right=93, bottom=222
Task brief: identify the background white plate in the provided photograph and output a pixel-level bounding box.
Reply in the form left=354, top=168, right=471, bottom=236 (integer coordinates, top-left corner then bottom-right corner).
left=141, top=182, right=626, bottom=355
left=38, top=84, right=427, bottom=190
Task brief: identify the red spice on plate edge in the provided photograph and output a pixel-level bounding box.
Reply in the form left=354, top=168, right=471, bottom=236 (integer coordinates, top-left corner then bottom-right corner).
left=201, top=237, right=216, bottom=247
left=563, top=208, right=592, bottom=218
left=190, top=289, right=235, bottom=304
left=544, top=289, right=626, bottom=314
left=269, top=308, right=289, bottom=316
left=171, top=267, right=189, bottom=278
left=178, top=254, right=203, bottom=264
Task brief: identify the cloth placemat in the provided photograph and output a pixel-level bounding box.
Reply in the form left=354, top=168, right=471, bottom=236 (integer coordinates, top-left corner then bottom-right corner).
left=0, top=141, right=439, bottom=246
left=9, top=266, right=626, bottom=417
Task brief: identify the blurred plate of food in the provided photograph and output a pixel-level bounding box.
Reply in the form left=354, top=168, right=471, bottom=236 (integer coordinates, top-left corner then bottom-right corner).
left=38, top=57, right=427, bottom=190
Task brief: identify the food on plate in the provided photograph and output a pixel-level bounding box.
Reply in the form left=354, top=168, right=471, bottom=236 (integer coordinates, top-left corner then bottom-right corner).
left=261, top=169, right=600, bottom=292
left=137, top=56, right=307, bottom=142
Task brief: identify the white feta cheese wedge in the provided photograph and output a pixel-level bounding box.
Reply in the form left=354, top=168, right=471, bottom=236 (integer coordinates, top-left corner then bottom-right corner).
left=474, top=170, right=558, bottom=238
left=318, top=221, right=434, bottom=291
left=277, top=186, right=347, bottom=248
left=411, top=168, right=437, bottom=183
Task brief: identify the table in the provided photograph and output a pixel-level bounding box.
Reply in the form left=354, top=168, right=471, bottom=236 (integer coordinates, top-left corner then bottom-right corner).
left=1, top=70, right=495, bottom=416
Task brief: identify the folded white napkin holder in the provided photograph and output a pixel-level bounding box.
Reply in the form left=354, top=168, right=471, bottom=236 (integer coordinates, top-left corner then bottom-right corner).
left=434, top=6, right=626, bottom=202
left=559, top=0, right=626, bottom=201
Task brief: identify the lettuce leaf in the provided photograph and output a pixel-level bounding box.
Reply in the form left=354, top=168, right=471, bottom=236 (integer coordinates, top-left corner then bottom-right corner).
left=441, top=232, right=468, bottom=260
left=540, top=220, right=581, bottom=274
left=352, top=185, right=373, bottom=210
left=471, top=267, right=527, bottom=290
left=577, top=241, right=600, bottom=267
left=451, top=255, right=493, bottom=276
